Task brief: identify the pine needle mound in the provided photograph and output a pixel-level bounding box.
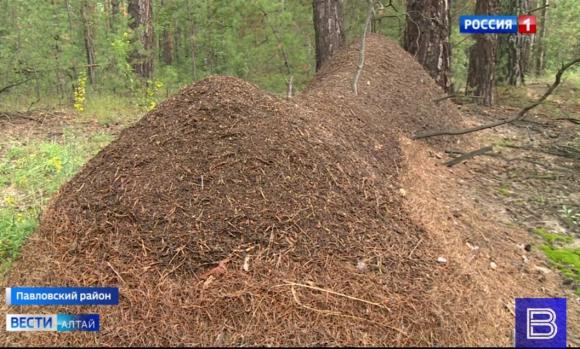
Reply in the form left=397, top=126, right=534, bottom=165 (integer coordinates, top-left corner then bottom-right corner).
left=2, top=35, right=553, bottom=346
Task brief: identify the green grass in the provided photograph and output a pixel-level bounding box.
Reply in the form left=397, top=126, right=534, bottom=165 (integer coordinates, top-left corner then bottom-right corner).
left=82, top=94, right=143, bottom=127
left=533, top=227, right=579, bottom=295
left=1, top=91, right=145, bottom=128
left=541, top=246, right=580, bottom=296
left=0, top=130, right=112, bottom=273
left=533, top=227, right=573, bottom=245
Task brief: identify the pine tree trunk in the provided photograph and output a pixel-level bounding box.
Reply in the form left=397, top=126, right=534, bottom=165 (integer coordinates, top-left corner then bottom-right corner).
left=466, top=0, right=499, bottom=106
left=519, top=0, right=533, bottom=81
left=499, top=0, right=532, bottom=86
left=104, top=0, right=112, bottom=31
left=160, top=0, right=174, bottom=66
left=191, top=24, right=197, bottom=79
left=162, top=26, right=174, bottom=65
left=110, top=0, right=121, bottom=32
left=111, top=0, right=120, bottom=17
left=403, top=0, right=452, bottom=92
left=183, top=0, right=196, bottom=79
left=81, top=0, right=97, bottom=85
left=535, top=0, right=549, bottom=75
left=313, top=0, right=345, bottom=71
left=128, top=0, right=154, bottom=79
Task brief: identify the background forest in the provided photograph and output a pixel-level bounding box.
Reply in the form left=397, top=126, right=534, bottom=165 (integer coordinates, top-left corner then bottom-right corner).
left=0, top=0, right=578, bottom=111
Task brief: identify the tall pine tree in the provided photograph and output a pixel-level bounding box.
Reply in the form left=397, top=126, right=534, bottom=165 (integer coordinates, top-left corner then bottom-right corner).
left=313, top=0, right=345, bottom=71
left=128, top=0, right=154, bottom=79
left=466, top=0, right=499, bottom=106
left=403, top=0, right=452, bottom=92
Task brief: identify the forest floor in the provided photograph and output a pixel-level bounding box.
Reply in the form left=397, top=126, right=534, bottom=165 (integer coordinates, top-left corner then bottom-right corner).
left=0, top=75, right=578, bottom=344
left=450, top=78, right=580, bottom=295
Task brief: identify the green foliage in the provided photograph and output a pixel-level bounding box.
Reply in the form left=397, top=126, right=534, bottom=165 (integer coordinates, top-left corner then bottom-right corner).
left=0, top=207, right=37, bottom=261
left=184, top=0, right=315, bottom=93
left=541, top=245, right=580, bottom=294
left=140, top=79, right=164, bottom=111
left=0, top=0, right=320, bottom=104
left=74, top=72, right=88, bottom=112
left=83, top=93, right=142, bottom=127
left=533, top=227, right=579, bottom=294
left=559, top=205, right=579, bottom=229
left=109, top=30, right=137, bottom=90
left=0, top=0, right=578, bottom=104
left=544, top=0, right=580, bottom=71
left=533, top=227, right=573, bottom=245
left=450, top=26, right=472, bottom=91
left=0, top=131, right=112, bottom=270
left=343, top=0, right=405, bottom=43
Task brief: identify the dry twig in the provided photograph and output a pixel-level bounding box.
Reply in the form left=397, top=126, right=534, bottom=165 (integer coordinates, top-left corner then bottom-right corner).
left=444, top=146, right=493, bottom=167
left=278, top=280, right=390, bottom=311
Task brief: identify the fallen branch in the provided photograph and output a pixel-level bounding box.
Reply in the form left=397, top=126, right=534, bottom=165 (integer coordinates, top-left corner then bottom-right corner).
left=289, top=286, right=407, bottom=337
left=0, top=111, right=42, bottom=123
left=0, top=77, right=33, bottom=95
left=444, top=146, right=493, bottom=167
left=413, top=58, right=580, bottom=139
left=433, top=94, right=484, bottom=104
left=505, top=144, right=579, bottom=160
left=353, top=0, right=374, bottom=95
left=555, top=117, right=580, bottom=125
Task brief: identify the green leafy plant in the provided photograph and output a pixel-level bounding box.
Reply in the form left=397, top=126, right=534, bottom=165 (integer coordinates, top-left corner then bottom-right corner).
left=0, top=131, right=112, bottom=272
left=559, top=205, right=579, bottom=229
left=73, top=72, right=87, bottom=112
left=141, top=80, right=164, bottom=111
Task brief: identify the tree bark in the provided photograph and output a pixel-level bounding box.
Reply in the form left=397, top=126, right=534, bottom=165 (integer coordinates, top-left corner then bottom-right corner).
left=313, top=0, right=346, bottom=71
left=186, top=0, right=196, bottom=79
left=81, top=0, right=97, bottom=84
left=466, top=0, right=499, bottom=106
left=190, top=24, right=196, bottom=79
left=159, top=0, right=174, bottom=66
left=111, top=0, right=120, bottom=16
left=128, top=0, right=154, bottom=79
left=110, top=0, right=120, bottom=31
left=104, top=0, right=112, bottom=31
left=403, top=0, right=452, bottom=92
left=535, top=0, right=549, bottom=75
left=162, top=25, right=174, bottom=65
left=499, top=0, right=532, bottom=86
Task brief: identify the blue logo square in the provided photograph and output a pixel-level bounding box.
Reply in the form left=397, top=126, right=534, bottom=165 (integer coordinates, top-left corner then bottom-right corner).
left=515, top=298, right=566, bottom=348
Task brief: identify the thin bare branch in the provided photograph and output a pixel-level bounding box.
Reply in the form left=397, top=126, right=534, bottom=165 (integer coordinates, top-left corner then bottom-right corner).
left=353, top=0, right=374, bottom=95
left=433, top=94, right=484, bottom=104
left=413, top=58, right=580, bottom=139
left=0, top=77, right=33, bottom=95
left=528, top=4, right=550, bottom=14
